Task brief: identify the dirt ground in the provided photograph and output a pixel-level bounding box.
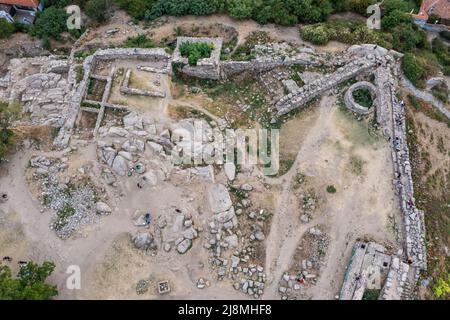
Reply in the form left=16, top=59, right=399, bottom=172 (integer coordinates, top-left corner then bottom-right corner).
left=262, top=96, right=400, bottom=299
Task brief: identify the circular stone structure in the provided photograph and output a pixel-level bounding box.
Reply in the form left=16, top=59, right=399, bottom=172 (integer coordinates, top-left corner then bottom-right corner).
left=344, top=81, right=376, bottom=115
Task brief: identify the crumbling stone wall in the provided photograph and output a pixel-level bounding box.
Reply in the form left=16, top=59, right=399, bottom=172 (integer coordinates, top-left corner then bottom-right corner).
left=389, top=65, right=427, bottom=272
left=54, top=48, right=171, bottom=149
left=120, top=69, right=165, bottom=98
left=276, top=56, right=377, bottom=116
left=379, top=256, right=413, bottom=300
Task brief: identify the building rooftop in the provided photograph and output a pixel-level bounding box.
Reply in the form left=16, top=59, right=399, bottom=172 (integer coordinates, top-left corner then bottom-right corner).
left=0, top=0, right=40, bottom=8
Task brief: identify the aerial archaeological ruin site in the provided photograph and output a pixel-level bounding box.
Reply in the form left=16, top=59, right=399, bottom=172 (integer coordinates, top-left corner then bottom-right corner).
left=0, top=0, right=449, bottom=301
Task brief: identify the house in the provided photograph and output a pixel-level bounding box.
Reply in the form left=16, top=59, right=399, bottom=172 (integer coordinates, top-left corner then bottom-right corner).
left=412, top=0, right=450, bottom=25
left=0, top=0, right=44, bottom=24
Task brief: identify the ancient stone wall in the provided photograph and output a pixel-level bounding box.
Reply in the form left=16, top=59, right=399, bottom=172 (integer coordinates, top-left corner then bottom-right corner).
left=389, top=65, right=427, bottom=272
left=276, top=56, right=377, bottom=116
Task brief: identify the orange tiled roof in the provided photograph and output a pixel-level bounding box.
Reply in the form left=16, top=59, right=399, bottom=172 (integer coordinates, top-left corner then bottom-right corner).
left=418, top=0, right=450, bottom=20
left=0, top=0, right=40, bottom=8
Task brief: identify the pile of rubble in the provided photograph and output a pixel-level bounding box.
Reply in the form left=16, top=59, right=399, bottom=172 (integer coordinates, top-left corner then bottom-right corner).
left=278, top=226, right=329, bottom=299
left=29, top=155, right=106, bottom=239
left=201, top=182, right=270, bottom=299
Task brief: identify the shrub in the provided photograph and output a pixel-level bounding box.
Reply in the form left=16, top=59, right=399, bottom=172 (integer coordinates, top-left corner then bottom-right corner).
left=402, top=53, right=426, bottom=88
left=0, top=261, right=58, bottom=300
left=326, top=185, right=337, bottom=193
left=0, top=101, right=19, bottom=158
left=381, top=9, right=411, bottom=30
left=440, top=31, right=450, bottom=41
left=85, top=0, right=111, bottom=23
left=115, top=0, right=155, bottom=20
left=433, top=275, right=450, bottom=299
left=0, top=19, right=15, bottom=39
left=299, top=24, right=332, bottom=45
left=179, top=41, right=214, bottom=66
left=300, top=20, right=390, bottom=47
left=431, top=82, right=449, bottom=103
left=353, top=88, right=373, bottom=108
left=122, top=34, right=155, bottom=48
left=31, top=7, right=68, bottom=40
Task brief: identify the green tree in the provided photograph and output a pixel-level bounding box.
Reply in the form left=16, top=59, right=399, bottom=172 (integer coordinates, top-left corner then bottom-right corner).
left=0, top=261, right=58, bottom=300
left=115, top=0, right=155, bottom=20
left=402, top=53, right=426, bottom=88
left=228, top=0, right=259, bottom=20
left=85, top=0, right=111, bottom=23
left=381, top=0, right=409, bottom=15
left=0, top=19, right=15, bottom=39
left=381, top=9, right=411, bottom=30
left=0, top=101, right=20, bottom=158
left=31, top=6, right=68, bottom=40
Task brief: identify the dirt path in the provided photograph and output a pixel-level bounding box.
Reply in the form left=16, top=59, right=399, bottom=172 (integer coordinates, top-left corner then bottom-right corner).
left=262, top=94, right=400, bottom=299
left=263, top=95, right=335, bottom=298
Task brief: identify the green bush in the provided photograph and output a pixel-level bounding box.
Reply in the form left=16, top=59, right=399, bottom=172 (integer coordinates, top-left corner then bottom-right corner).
left=402, top=53, right=426, bottom=88
left=0, top=261, right=58, bottom=300
left=122, top=34, right=155, bottom=48
left=431, top=82, right=449, bottom=103
left=353, top=88, right=373, bottom=108
left=85, top=0, right=111, bottom=23
left=299, top=24, right=332, bottom=45
left=381, top=9, right=411, bottom=30
left=300, top=20, right=390, bottom=47
left=115, top=0, right=155, bottom=20
left=440, top=31, right=450, bottom=41
left=0, top=19, right=15, bottom=39
left=31, top=7, right=68, bottom=40
left=179, top=41, right=214, bottom=66
left=0, top=101, right=19, bottom=158
left=326, top=185, right=337, bottom=193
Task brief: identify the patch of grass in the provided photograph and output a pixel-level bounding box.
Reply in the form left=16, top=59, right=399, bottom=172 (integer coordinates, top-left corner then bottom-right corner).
left=348, top=155, right=366, bottom=176
left=75, top=65, right=84, bottom=84
left=228, top=184, right=248, bottom=201
left=336, top=103, right=380, bottom=147
left=406, top=106, right=450, bottom=300
left=74, top=48, right=97, bottom=60
left=431, top=82, right=449, bottom=104
left=352, top=88, right=373, bottom=109
left=326, top=185, right=337, bottom=193
left=293, top=172, right=306, bottom=189
left=179, top=41, right=214, bottom=66
left=362, top=289, right=380, bottom=300
left=230, top=31, right=271, bottom=61
left=122, top=34, right=155, bottom=48
left=277, top=158, right=295, bottom=176
left=407, top=95, right=450, bottom=127
left=54, top=204, right=75, bottom=231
